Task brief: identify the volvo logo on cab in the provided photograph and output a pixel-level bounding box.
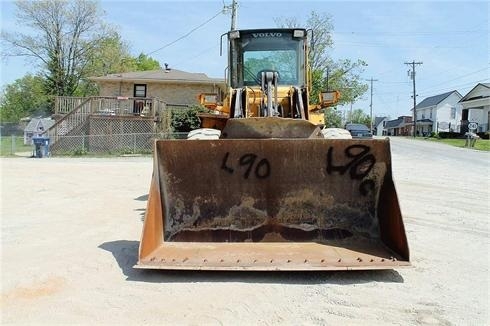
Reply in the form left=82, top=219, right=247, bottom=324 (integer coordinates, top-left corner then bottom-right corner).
left=252, top=32, right=282, bottom=38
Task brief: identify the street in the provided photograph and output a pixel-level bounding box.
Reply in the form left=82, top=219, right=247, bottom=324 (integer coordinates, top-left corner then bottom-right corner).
left=1, top=137, right=489, bottom=325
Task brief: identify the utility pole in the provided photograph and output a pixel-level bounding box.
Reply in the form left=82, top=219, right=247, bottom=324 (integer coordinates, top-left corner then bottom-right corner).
left=349, top=101, right=353, bottom=123
left=405, top=61, right=423, bottom=137
left=366, top=77, right=378, bottom=133
left=229, top=0, right=238, bottom=30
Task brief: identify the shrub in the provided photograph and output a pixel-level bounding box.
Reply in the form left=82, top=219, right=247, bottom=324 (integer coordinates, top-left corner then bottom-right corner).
left=438, top=131, right=462, bottom=139
left=72, top=148, right=88, bottom=156
left=170, top=105, right=210, bottom=133
left=477, top=132, right=489, bottom=140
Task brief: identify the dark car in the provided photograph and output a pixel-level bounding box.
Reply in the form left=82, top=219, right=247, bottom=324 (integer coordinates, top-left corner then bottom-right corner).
left=345, top=123, right=373, bottom=138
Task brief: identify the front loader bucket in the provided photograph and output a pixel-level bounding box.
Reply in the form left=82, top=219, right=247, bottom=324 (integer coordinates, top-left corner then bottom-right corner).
left=136, top=138, right=410, bottom=270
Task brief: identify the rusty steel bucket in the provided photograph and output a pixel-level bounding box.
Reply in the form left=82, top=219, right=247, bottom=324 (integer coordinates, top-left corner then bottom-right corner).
left=136, top=137, right=410, bottom=270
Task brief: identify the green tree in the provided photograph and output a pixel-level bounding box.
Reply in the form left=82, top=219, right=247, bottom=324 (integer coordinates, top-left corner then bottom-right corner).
left=0, top=75, right=50, bottom=122
left=75, top=38, right=161, bottom=96
left=1, top=0, right=114, bottom=98
left=132, top=53, right=161, bottom=71
left=275, top=12, right=368, bottom=105
left=349, top=108, right=371, bottom=126
left=1, top=1, right=162, bottom=102
left=324, top=107, right=343, bottom=128
left=75, top=33, right=134, bottom=96
left=83, top=33, right=133, bottom=77
left=171, top=106, right=208, bottom=133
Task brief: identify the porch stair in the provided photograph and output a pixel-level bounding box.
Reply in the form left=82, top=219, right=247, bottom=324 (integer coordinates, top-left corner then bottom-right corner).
left=45, top=96, right=167, bottom=154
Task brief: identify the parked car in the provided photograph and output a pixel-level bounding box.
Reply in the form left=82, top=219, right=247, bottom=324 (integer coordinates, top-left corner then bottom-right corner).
left=345, top=123, right=373, bottom=138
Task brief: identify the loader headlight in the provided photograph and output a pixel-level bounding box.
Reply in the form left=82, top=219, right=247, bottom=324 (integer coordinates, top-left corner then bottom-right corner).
left=229, top=30, right=240, bottom=39
left=319, top=91, right=340, bottom=106
left=293, top=29, right=305, bottom=38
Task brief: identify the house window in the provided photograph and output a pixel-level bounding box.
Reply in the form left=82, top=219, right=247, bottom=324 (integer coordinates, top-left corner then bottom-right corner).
left=430, top=109, right=432, bottom=119
left=133, top=84, right=147, bottom=115
left=451, top=107, right=456, bottom=119
left=134, top=84, right=147, bottom=98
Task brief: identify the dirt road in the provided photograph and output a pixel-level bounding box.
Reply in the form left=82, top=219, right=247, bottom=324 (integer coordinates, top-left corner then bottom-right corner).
left=1, top=137, right=488, bottom=325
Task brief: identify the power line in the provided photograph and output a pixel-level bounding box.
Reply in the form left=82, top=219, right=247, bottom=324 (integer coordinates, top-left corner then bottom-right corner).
left=173, top=44, right=220, bottom=67
left=418, top=66, right=489, bottom=93
left=417, top=79, right=490, bottom=97
left=335, top=29, right=486, bottom=36
left=146, top=9, right=223, bottom=56
left=378, top=80, right=410, bottom=85
left=335, top=41, right=473, bottom=49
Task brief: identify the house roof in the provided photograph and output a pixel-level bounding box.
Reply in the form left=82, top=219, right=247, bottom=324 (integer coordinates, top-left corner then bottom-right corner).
left=385, top=117, right=404, bottom=129
left=24, top=118, right=55, bottom=133
left=415, top=90, right=461, bottom=109
left=374, top=116, right=387, bottom=127
left=416, top=118, right=433, bottom=125
left=90, top=69, right=224, bottom=85
left=385, top=116, right=411, bottom=129
left=459, top=83, right=490, bottom=102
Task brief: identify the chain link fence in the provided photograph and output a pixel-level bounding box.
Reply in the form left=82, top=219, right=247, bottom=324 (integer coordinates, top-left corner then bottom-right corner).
left=0, top=135, right=33, bottom=156
left=0, top=133, right=189, bottom=156
left=51, top=132, right=189, bottom=155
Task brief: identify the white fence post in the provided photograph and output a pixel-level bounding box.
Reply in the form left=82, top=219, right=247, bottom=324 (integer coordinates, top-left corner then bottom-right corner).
left=11, top=135, right=16, bottom=155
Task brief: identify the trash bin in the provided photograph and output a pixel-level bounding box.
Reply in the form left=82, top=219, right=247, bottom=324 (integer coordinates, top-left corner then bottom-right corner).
left=32, top=136, right=50, bottom=158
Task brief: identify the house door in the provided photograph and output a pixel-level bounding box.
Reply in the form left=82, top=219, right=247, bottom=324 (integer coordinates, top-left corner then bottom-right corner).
left=487, top=111, right=490, bottom=131
left=461, top=109, right=469, bottom=133
left=133, top=84, right=147, bottom=115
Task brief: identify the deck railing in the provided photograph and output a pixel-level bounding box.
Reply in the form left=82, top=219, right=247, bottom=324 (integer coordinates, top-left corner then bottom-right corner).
left=45, top=98, right=92, bottom=144
left=55, top=97, right=86, bottom=115
left=47, top=96, right=167, bottom=144
left=55, top=96, right=166, bottom=117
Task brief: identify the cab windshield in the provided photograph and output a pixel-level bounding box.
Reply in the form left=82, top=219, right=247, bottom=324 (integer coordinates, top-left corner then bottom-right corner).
left=229, top=30, right=306, bottom=88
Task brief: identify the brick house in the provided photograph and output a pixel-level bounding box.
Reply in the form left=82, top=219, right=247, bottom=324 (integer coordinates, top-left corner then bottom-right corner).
left=385, top=116, right=413, bottom=136
left=89, top=68, right=226, bottom=108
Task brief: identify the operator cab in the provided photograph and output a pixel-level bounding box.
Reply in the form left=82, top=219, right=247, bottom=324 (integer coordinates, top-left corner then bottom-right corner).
left=228, top=29, right=307, bottom=88
left=225, top=29, right=309, bottom=119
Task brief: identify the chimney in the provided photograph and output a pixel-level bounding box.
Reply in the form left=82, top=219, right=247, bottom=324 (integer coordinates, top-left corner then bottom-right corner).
left=164, top=63, right=171, bottom=72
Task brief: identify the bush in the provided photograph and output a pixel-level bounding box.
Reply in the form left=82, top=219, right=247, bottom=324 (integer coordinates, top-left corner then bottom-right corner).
left=438, top=131, right=462, bottom=139
left=170, top=105, right=210, bottom=133
left=72, top=148, right=88, bottom=156
left=477, top=132, right=489, bottom=140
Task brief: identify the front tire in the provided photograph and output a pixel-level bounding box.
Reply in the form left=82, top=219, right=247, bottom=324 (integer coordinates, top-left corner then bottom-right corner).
left=187, top=128, right=221, bottom=140
left=321, top=128, right=352, bottom=139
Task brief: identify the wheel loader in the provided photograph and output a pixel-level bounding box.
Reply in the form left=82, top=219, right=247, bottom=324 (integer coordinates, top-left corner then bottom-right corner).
left=136, top=28, right=410, bottom=271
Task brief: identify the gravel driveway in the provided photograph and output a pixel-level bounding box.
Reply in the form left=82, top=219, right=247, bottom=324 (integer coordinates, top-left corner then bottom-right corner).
left=1, top=137, right=488, bottom=325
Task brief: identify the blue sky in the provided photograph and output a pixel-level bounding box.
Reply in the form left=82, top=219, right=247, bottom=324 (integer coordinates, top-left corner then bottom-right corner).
left=1, top=0, right=489, bottom=118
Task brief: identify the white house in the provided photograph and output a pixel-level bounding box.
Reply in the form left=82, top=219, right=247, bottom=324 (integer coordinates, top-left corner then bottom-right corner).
left=24, top=118, right=55, bottom=145
left=414, top=90, right=462, bottom=136
left=459, top=83, right=490, bottom=133
left=373, top=116, right=388, bottom=136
